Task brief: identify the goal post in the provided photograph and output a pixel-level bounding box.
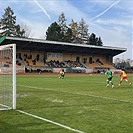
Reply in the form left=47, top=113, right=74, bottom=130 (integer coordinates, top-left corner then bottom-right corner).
left=0, top=44, right=16, bottom=110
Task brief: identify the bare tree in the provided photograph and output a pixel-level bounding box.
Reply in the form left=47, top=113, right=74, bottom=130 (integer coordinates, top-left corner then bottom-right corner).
left=20, top=22, right=33, bottom=38
left=69, top=19, right=78, bottom=42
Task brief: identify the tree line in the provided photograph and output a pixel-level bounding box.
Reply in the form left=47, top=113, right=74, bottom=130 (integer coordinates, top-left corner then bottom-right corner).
left=0, top=6, right=103, bottom=46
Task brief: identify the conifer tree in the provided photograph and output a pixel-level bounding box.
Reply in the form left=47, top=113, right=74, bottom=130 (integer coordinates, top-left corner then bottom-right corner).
left=46, top=22, right=62, bottom=41
left=58, top=12, right=67, bottom=35
left=96, top=37, right=103, bottom=46
left=77, top=18, right=89, bottom=44
left=0, top=6, right=25, bottom=37
left=57, top=12, right=73, bottom=42
left=88, top=33, right=97, bottom=45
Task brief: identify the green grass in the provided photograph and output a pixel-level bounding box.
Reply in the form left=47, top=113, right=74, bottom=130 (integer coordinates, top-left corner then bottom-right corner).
left=0, top=74, right=133, bottom=133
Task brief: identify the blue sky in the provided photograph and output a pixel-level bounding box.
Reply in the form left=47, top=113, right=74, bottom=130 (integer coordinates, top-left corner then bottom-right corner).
left=0, top=0, right=132, bottom=60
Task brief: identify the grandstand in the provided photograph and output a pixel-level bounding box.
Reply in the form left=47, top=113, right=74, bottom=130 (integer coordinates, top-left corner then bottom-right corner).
left=0, top=36, right=126, bottom=73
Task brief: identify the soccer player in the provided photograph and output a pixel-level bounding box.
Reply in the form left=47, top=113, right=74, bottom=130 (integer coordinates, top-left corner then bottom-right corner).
left=61, top=69, right=65, bottom=79
left=105, top=68, right=114, bottom=88
left=119, top=69, right=131, bottom=86
left=59, top=68, right=62, bottom=78
left=59, top=68, right=65, bottom=79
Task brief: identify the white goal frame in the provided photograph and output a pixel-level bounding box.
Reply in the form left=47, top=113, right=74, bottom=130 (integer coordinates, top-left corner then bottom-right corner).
left=0, top=44, right=16, bottom=110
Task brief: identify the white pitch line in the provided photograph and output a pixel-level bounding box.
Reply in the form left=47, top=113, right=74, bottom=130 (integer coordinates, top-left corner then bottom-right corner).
left=18, top=84, right=132, bottom=103
left=75, top=93, right=132, bottom=103
left=17, top=110, right=85, bottom=133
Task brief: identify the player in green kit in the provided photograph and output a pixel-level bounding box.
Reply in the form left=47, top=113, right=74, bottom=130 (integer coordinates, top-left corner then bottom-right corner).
left=61, top=69, right=65, bottom=79
left=105, top=68, right=114, bottom=88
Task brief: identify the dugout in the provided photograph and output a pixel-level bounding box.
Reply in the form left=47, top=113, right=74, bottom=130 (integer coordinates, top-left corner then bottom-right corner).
left=0, top=36, right=127, bottom=73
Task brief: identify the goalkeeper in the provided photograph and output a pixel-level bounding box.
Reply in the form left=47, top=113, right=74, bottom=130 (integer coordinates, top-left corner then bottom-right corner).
left=105, top=68, right=114, bottom=88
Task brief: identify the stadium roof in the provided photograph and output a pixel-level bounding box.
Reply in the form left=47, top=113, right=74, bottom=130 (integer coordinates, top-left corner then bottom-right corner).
left=1, top=36, right=126, bottom=57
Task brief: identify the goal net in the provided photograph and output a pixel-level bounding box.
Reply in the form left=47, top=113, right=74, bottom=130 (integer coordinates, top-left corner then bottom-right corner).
left=0, top=44, right=16, bottom=110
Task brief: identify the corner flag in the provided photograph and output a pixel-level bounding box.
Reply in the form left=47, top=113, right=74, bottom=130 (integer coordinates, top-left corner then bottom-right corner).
left=0, top=36, right=6, bottom=43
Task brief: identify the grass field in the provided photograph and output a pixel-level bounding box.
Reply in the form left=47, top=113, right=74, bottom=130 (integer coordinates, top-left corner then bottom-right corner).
left=0, top=73, right=133, bottom=133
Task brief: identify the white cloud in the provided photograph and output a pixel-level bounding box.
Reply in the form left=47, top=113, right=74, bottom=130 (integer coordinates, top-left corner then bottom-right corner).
left=33, top=0, right=51, bottom=20
left=0, top=0, right=132, bottom=59
left=91, top=0, right=121, bottom=20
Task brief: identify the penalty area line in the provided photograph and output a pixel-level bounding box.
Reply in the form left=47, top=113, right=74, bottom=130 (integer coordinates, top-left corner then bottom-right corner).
left=17, top=110, right=85, bottom=133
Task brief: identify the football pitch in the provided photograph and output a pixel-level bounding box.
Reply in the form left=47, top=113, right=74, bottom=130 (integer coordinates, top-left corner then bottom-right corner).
left=0, top=74, right=133, bottom=133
